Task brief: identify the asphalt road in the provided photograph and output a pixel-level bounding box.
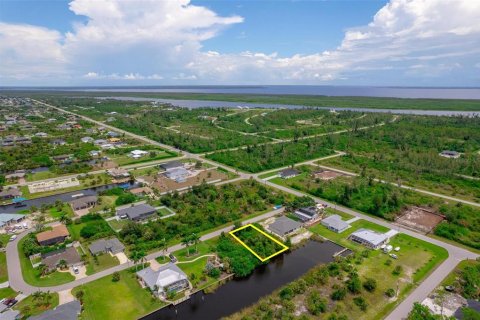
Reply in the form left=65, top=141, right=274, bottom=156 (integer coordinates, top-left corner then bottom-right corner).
left=11, top=99, right=476, bottom=319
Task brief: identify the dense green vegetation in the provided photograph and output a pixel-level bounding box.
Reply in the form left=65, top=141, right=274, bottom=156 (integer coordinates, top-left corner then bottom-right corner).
left=232, top=225, right=285, bottom=259
left=216, top=233, right=262, bottom=277
left=207, top=137, right=336, bottom=172
left=119, top=180, right=290, bottom=253
left=273, top=165, right=480, bottom=249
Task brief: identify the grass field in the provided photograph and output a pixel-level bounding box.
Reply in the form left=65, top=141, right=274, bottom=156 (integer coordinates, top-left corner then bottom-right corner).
left=73, top=269, right=165, bottom=320
left=0, top=252, right=8, bottom=283
left=18, top=237, right=75, bottom=286
left=0, top=287, right=16, bottom=300
left=85, top=253, right=120, bottom=276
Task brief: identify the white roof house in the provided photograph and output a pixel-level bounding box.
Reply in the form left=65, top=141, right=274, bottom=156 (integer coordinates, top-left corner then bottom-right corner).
left=349, top=228, right=389, bottom=249
left=164, top=167, right=190, bottom=182
left=321, top=214, right=350, bottom=233
left=129, top=150, right=149, bottom=158
left=137, top=263, right=189, bottom=297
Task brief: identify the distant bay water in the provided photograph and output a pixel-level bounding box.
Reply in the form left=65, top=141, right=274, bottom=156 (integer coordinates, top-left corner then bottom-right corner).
left=3, top=85, right=480, bottom=99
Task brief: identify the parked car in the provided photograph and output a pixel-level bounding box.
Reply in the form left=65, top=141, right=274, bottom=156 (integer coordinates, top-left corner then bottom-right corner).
left=169, top=253, right=177, bottom=263
left=3, top=298, right=17, bottom=307
left=73, top=266, right=79, bottom=274
left=389, top=253, right=398, bottom=259
left=9, top=235, right=16, bottom=242
left=445, top=285, right=455, bottom=292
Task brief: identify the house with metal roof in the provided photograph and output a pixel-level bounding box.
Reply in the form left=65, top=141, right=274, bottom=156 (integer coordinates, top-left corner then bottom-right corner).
left=137, top=263, right=189, bottom=297
left=116, top=203, right=157, bottom=221
left=29, top=300, right=81, bottom=320
left=279, top=168, right=300, bottom=179
left=439, top=150, right=461, bottom=159
left=89, top=238, right=125, bottom=255
left=160, top=160, right=184, bottom=171
left=0, top=213, right=25, bottom=228
left=349, top=228, right=389, bottom=249
left=321, top=214, right=350, bottom=233
left=268, top=216, right=302, bottom=238
left=293, top=206, right=319, bottom=222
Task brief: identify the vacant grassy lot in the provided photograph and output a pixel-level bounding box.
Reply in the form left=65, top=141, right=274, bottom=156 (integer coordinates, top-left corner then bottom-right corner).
left=73, top=269, right=165, bottom=320
left=14, top=292, right=59, bottom=318
left=85, top=253, right=120, bottom=276
left=0, top=252, right=8, bottom=283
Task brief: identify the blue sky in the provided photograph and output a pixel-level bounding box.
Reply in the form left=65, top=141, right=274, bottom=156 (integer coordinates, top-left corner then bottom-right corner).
left=0, top=0, right=479, bottom=86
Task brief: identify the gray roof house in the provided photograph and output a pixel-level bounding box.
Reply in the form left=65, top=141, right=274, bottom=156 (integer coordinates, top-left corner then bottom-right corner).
left=268, top=216, right=303, bottom=238
left=160, top=160, right=184, bottom=171
left=41, top=247, right=82, bottom=270
left=117, top=203, right=157, bottom=221
left=439, top=150, right=461, bottom=159
left=89, top=238, right=125, bottom=255
left=0, top=213, right=26, bottom=228
left=164, top=167, right=189, bottom=183
left=29, top=300, right=81, bottom=320
left=293, top=206, right=319, bottom=222
left=69, top=195, right=97, bottom=211
left=0, top=188, right=21, bottom=200
left=279, top=168, right=300, bottom=179
left=137, top=263, right=189, bottom=297
left=321, top=214, right=350, bottom=233
left=349, top=228, right=389, bottom=249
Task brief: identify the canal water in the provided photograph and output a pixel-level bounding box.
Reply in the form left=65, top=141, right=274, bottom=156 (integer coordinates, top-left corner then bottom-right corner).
left=96, top=96, right=480, bottom=117
left=141, top=240, right=342, bottom=320
left=0, top=182, right=139, bottom=214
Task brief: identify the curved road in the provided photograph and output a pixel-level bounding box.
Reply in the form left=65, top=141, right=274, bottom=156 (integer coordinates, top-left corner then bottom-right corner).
left=14, top=99, right=477, bottom=320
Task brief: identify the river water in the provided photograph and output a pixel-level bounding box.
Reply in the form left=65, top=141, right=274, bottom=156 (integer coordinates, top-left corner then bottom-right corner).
left=141, top=240, right=343, bottom=320
left=97, top=96, right=479, bottom=117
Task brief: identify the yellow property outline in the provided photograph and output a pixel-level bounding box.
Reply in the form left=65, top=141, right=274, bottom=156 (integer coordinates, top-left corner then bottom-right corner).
left=229, top=224, right=289, bottom=262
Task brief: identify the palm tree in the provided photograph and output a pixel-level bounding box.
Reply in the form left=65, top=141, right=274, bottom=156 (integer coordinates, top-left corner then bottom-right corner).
left=59, top=212, right=68, bottom=224
left=181, top=235, right=191, bottom=257
left=129, top=251, right=140, bottom=271
left=190, top=233, right=200, bottom=255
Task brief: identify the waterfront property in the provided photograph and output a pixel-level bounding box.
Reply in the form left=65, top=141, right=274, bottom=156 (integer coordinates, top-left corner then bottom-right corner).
left=0, top=188, right=22, bottom=200
left=29, top=300, right=81, bottom=320
left=107, top=168, right=131, bottom=183
left=69, top=195, right=98, bottom=212
left=116, top=203, right=157, bottom=221
left=160, top=160, right=184, bottom=171
left=137, top=263, right=189, bottom=298
left=348, top=228, right=389, bottom=249
left=89, top=238, right=125, bottom=255
left=164, top=167, right=190, bottom=182
left=321, top=214, right=350, bottom=233
left=267, top=216, right=302, bottom=239
left=36, top=224, right=70, bottom=246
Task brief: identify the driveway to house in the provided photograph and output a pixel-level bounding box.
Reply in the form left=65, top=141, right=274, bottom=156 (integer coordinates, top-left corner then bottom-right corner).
left=6, top=207, right=285, bottom=295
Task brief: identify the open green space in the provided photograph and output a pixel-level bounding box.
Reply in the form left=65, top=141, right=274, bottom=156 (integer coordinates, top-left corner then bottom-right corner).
left=0, top=252, right=8, bottom=283
left=85, top=253, right=120, bottom=276
left=72, top=269, right=165, bottom=320
left=231, top=225, right=286, bottom=260
left=0, top=287, right=16, bottom=300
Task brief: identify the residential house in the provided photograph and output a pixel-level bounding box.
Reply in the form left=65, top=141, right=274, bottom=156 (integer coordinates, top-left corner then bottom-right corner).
left=51, top=138, right=66, bottom=146
left=279, top=168, right=300, bottom=179
left=268, top=216, right=302, bottom=238
left=89, top=238, right=125, bottom=255
left=349, top=228, right=389, bottom=249
left=117, top=203, right=157, bottom=221
left=293, top=206, right=320, bottom=222
left=107, top=168, right=130, bottom=182
left=129, top=149, right=149, bottom=158
left=29, top=300, right=81, bottom=320
left=439, top=150, right=461, bottom=159
left=107, top=131, right=120, bottom=137
left=0, top=213, right=26, bottom=228
left=81, top=136, right=94, bottom=143
left=16, top=136, right=32, bottom=145
left=164, top=167, right=190, bottom=183
left=69, top=195, right=98, bottom=211
left=129, top=186, right=153, bottom=197
left=93, top=139, right=107, bottom=146
left=36, top=224, right=70, bottom=246
left=52, top=154, right=72, bottom=164
left=35, top=132, right=48, bottom=138
left=41, top=247, right=82, bottom=271
left=137, top=263, right=189, bottom=297
left=160, top=160, right=184, bottom=171
left=321, top=214, right=350, bottom=233
left=5, top=170, right=26, bottom=180
left=0, top=188, right=22, bottom=200
left=89, top=150, right=101, bottom=157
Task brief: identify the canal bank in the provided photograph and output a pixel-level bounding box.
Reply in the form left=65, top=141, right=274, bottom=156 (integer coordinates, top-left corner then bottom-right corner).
left=141, top=240, right=343, bottom=320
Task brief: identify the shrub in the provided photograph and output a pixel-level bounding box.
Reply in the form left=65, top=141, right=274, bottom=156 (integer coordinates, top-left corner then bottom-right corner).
left=347, top=274, right=362, bottom=294
left=112, top=272, right=120, bottom=282
left=393, top=265, right=403, bottom=276
left=306, top=291, right=327, bottom=315
left=385, top=288, right=396, bottom=297
left=363, top=278, right=377, bottom=292
left=353, top=297, right=368, bottom=311
left=331, top=287, right=347, bottom=301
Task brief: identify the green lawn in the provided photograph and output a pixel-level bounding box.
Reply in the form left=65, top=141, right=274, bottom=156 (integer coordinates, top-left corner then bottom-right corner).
left=14, top=292, right=59, bottom=318
left=171, top=238, right=217, bottom=262
left=0, top=252, right=8, bottom=283
left=49, top=204, right=74, bottom=219
left=440, top=259, right=478, bottom=288
left=73, top=269, right=165, bottom=320
left=0, top=287, right=16, bottom=300
left=86, top=253, right=120, bottom=276
left=325, top=207, right=354, bottom=220
left=177, top=257, right=218, bottom=291
left=107, top=219, right=128, bottom=231
left=26, top=170, right=59, bottom=182
left=309, top=219, right=389, bottom=251
left=18, top=237, right=75, bottom=286
left=0, top=234, right=12, bottom=247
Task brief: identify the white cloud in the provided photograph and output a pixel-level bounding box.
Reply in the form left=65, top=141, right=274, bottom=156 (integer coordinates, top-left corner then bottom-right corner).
left=0, top=0, right=479, bottom=85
